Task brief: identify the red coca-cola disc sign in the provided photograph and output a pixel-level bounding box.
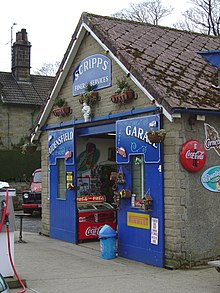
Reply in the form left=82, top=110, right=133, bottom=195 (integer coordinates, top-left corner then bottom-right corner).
left=180, top=140, right=206, bottom=172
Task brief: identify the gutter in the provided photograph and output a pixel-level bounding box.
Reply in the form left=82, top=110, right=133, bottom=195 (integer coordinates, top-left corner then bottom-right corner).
left=172, top=108, right=220, bottom=116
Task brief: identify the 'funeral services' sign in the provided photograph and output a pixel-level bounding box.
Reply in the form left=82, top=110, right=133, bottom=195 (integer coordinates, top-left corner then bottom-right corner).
left=72, top=54, right=111, bottom=96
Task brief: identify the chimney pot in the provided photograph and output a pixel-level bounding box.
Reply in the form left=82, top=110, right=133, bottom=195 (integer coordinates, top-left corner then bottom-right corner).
left=12, top=29, right=31, bottom=81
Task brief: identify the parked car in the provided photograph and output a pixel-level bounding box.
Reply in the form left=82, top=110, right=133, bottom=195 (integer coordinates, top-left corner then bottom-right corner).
left=0, top=274, right=9, bottom=293
left=22, top=168, right=42, bottom=215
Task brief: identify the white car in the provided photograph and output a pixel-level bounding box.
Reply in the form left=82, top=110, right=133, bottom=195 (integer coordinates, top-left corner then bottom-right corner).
left=0, top=274, right=9, bottom=293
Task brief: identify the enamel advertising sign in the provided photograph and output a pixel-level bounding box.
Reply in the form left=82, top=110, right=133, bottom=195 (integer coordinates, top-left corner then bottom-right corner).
left=204, top=123, right=220, bottom=156
left=116, top=115, right=161, bottom=164
left=179, top=140, right=206, bottom=172
left=127, top=212, right=150, bottom=229
left=48, top=128, right=74, bottom=165
left=201, top=166, right=220, bottom=192
left=72, top=54, right=111, bottom=96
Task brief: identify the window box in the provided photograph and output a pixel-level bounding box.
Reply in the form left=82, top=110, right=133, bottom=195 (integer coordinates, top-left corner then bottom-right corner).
left=53, top=106, right=72, bottom=117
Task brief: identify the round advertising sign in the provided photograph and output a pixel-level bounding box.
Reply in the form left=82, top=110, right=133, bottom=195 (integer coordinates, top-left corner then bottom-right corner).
left=201, top=166, right=220, bottom=192
left=180, top=140, right=206, bottom=172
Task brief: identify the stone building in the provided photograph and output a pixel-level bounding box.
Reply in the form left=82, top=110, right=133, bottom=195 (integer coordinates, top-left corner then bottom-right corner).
left=32, top=13, right=220, bottom=269
left=0, top=29, right=54, bottom=191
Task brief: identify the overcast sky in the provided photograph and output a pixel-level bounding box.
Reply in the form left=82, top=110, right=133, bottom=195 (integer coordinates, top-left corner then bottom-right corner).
left=0, top=0, right=191, bottom=73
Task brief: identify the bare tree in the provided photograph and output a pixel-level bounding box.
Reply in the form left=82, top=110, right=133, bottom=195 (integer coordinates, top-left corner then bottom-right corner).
left=33, top=61, right=60, bottom=76
left=174, top=0, right=220, bottom=36
left=112, top=0, right=174, bottom=25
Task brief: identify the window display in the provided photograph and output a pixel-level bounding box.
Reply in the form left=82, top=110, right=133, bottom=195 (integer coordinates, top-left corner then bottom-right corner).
left=77, top=165, right=116, bottom=203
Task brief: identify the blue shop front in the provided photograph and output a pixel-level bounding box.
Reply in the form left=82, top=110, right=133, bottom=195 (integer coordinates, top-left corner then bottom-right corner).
left=48, top=113, right=164, bottom=267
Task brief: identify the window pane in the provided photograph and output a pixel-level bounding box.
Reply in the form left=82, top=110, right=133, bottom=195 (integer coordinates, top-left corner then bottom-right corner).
left=58, top=159, right=66, bottom=199
left=131, top=155, right=144, bottom=201
left=33, top=171, right=41, bottom=183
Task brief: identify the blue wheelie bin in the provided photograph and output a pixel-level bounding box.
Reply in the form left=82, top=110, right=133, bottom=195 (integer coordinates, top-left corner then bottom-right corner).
left=98, top=224, right=117, bottom=260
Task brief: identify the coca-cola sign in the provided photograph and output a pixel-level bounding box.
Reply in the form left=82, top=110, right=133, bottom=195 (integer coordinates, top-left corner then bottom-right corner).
left=180, top=140, right=206, bottom=172
left=85, top=226, right=103, bottom=237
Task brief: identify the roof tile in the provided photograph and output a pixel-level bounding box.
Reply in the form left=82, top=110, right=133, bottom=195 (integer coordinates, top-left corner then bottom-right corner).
left=79, top=13, right=220, bottom=111
left=0, top=72, right=54, bottom=106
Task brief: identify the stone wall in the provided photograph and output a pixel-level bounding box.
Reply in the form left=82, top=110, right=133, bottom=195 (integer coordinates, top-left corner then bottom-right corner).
left=0, top=103, right=40, bottom=150
left=163, top=114, right=220, bottom=268
left=40, top=34, right=152, bottom=236
left=41, top=131, right=50, bottom=235
left=0, top=101, right=41, bottom=210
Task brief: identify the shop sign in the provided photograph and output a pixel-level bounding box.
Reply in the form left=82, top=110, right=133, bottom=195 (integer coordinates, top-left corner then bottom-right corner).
left=72, top=54, right=111, bottom=96
left=204, top=123, right=220, bottom=156
left=151, top=217, right=159, bottom=245
left=127, top=212, right=150, bottom=229
left=180, top=140, right=206, bottom=172
left=201, top=166, right=220, bottom=192
left=77, top=195, right=106, bottom=202
left=116, top=115, right=161, bottom=164
left=48, top=128, right=74, bottom=165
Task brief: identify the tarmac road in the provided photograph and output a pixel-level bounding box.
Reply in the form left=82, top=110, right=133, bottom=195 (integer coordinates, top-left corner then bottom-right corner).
left=8, top=231, right=220, bottom=293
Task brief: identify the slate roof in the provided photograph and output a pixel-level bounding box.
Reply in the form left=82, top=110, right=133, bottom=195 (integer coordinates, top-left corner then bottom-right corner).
left=65, top=12, right=220, bottom=113
left=32, top=12, right=220, bottom=138
left=0, top=72, right=54, bottom=106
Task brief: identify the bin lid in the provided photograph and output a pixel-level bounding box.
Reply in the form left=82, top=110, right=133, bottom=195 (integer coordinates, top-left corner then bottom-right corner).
left=99, top=224, right=116, bottom=238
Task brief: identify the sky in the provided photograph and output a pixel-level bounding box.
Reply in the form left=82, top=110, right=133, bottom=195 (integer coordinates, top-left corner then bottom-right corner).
left=0, top=0, right=191, bottom=73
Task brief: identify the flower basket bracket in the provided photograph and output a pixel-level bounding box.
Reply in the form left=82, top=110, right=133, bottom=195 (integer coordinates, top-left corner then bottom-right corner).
left=147, top=129, right=166, bottom=143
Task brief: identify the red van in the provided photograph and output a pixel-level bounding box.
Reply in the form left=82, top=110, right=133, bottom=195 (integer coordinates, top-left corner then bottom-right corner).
left=22, top=168, right=42, bottom=215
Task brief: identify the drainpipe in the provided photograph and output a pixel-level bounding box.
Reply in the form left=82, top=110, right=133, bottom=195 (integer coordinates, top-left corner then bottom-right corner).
left=31, top=108, right=38, bottom=127
left=7, top=113, right=10, bottom=149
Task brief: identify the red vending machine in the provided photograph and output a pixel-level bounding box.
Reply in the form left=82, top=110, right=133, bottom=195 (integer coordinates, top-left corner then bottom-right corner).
left=77, top=196, right=117, bottom=241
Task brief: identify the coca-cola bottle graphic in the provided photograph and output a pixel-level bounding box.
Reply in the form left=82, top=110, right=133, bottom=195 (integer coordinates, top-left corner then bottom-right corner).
left=192, top=143, right=198, bottom=168
left=204, top=123, right=220, bottom=156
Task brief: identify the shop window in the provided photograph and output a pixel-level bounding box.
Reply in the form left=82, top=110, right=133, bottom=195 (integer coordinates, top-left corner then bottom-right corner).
left=58, top=159, right=66, bottom=199
left=131, top=155, right=144, bottom=201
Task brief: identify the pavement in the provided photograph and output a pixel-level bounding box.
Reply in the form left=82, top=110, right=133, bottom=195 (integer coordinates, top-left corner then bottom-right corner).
left=4, top=231, right=220, bottom=293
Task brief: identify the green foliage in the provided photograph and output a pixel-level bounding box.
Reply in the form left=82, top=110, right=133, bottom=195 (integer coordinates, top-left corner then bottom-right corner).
left=85, top=83, right=94, bottom=92
left=11, top=135, right=29, bottom=149
left=54, top=97, right=66, bottom=107
left=115, top=77, right=131, bottom=93
left=148, top=127, right=166, bottom=135
left=0, top=150, right=40, bottom=182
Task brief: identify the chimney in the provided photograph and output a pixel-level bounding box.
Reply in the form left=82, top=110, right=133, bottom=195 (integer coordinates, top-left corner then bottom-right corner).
left=11, top=29, right=31, bottom=81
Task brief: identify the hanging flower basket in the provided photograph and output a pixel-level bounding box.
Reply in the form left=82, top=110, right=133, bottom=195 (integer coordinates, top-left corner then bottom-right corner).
left=79, top=83, right=101, bottom=106
left=53, top=97, right=72, bottom=117
left=147, top=129, right=166, bottom=143
left=21, top=143, right=38, bottom=154
left=111, top=77, right=136, bottom=104
left=139, top=194, right=153, bottom=212
left=111, top=90, right=135, bottom=104
left=53, top=106, right=72, bottom=117
left=79, top=91, right=100, bottom=106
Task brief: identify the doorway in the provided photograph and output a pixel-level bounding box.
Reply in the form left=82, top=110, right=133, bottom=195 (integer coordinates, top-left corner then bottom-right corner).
left=49, top=127, right=78, bottom=243
left=48, top=115, right=165, bottom=267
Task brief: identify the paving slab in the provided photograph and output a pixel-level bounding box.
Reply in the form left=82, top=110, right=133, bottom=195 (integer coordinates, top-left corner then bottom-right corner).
left=7, top=231, right=220, bottom=293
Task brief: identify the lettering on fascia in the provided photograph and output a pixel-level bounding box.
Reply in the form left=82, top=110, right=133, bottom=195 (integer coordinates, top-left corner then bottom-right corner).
left=48, top=132, right=74, bottom=155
